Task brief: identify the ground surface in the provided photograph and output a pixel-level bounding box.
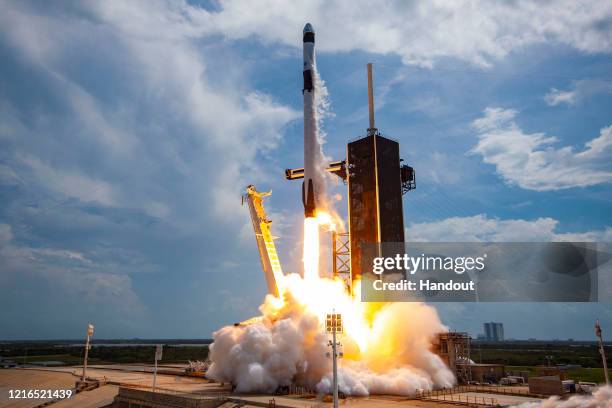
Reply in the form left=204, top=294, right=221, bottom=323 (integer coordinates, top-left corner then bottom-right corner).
left=0, top=369, right=75, bottom=408
left=52, top=385, right=118, bottom=408
left=0, top=367, right=545, bottom=408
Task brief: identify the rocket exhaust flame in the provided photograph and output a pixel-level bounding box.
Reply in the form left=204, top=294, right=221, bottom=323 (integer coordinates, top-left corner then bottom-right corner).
left=303, top=217, right=320, bottom=282
left=208, top=272, right=455, bottom=395
left=210, top=211, right=454, bottom=395
left=303, top=211, right=336, bottom=282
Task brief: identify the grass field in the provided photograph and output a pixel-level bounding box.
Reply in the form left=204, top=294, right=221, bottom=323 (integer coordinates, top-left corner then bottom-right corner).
left=473, top=342, right=609, bottom=367
left=508, top=365, right=612, bottom=383
left=12, top=354, right=107, bottom=365
left=2, top=343, right=209, bottom=365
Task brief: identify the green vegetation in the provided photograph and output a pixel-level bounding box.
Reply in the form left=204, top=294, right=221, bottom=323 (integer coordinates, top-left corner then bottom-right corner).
left=508, top=365, right=612, bottom=384
left=473, top=342, right=609, bottom=367
left=472, top=342, right=612, bottom=384
left=1, top=342, right=209, bottom=366
left=87, top=345, right=209, bottom=364
left=566, top=367, right=612, bottom=383
left=12, top=354, right=103, bottom=365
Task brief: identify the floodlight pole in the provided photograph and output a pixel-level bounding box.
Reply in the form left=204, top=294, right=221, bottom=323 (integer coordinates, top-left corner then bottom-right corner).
left=326, top=313, right=341, bottom=408
left=82, top=323, right=93, bottom=382
left=82, top=334, right=90, bottom=381
left=153, top=356, right=158, bottom=392
left=153, top=344, right=162, bottom=392
left=332, top=328, right=339, bottom=408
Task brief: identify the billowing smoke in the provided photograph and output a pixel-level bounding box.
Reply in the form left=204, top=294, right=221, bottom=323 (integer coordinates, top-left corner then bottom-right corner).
left=207, top=273, right=455, bottom=396
left=512, top=386, right=612, bottom=407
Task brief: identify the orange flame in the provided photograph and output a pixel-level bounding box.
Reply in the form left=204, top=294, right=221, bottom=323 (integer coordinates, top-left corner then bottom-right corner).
left=296, top=211, right=374, bottom=353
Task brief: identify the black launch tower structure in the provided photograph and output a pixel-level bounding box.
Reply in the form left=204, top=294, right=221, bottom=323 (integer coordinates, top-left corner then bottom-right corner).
left=286, top=63, right=415, bottom=284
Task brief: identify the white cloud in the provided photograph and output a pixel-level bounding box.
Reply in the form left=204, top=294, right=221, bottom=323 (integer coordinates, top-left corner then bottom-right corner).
left=0, top=223, right=144, bottom=313
left=544, top=88, right=577, bottom=106
left=545, top=80, right=612, bottom=106
left=471, top=107, right=612, bottom=190
left=0, top=1, right=299, bottom=223
left=20, top=155, right=118, bottom=206
left=189, top=0, right=612, bottom=67
left=406, top=214, right=612, bottom=242
left=0, top=2, right=301, bottom=336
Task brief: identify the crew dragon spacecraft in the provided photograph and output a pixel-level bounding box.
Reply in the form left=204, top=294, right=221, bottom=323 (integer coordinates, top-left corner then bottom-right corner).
left=302, top=23, right=325, bottom=218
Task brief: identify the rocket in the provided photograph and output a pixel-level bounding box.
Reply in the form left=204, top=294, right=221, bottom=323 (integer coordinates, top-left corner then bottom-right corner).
left=302, top=23, right=325, bottom=218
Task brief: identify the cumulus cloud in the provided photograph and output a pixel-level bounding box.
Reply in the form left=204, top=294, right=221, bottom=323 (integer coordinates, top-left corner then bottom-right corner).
left=407, top=214, right=612, bottom=242
left=189, top=0, right=612, bottom=67
left=0, top=1, right=299, bottom=223
left=545, top=79, right=612, bottom=106
left=471, top=107, right=612, bottom=190
left=0, top=1, right=300, bottom=337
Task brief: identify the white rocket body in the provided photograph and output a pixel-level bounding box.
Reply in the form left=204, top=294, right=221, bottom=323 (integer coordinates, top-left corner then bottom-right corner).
left=302, top=23, right=325, bottom=218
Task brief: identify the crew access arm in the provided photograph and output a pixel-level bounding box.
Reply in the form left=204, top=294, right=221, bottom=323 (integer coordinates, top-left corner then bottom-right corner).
left=242, top=185, right=283, bottom=297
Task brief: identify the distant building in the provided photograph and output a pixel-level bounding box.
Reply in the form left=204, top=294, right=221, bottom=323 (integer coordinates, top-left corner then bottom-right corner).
left=484, top=322, right=504, bottom=341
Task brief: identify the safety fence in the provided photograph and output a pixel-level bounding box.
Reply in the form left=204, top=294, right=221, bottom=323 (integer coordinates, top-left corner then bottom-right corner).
left=415, top=387, right=499, bottom=407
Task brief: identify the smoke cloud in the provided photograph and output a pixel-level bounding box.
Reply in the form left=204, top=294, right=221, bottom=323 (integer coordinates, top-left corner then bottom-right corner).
left=207, top=274, right=454, bottom=396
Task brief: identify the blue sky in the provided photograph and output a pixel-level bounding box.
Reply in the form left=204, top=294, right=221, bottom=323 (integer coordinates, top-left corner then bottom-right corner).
left=0, top=1, right=611, bottom=340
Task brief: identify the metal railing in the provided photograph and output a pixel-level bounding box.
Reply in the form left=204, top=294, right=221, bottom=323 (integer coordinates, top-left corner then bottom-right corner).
left=416, top=387, right=500, bottom=407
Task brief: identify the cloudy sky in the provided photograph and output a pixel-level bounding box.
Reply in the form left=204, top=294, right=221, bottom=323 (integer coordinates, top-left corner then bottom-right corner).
left=1, top=0, right=611, bottom=340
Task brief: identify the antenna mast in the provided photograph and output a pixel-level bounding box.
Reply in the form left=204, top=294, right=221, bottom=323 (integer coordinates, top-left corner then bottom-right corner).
left=367, top=63, right=377, bottom=136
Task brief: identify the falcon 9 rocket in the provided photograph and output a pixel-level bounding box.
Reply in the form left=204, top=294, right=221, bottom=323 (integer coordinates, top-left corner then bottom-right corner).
left=302, top=23, right=325, bottom=218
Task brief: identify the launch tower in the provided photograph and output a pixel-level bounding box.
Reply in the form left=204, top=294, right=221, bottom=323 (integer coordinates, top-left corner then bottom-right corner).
left=286, top=63, right=415, bottom=284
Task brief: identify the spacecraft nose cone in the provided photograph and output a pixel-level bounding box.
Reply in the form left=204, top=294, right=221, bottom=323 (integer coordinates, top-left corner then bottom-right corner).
left=303, top=23, right=315, bottom=43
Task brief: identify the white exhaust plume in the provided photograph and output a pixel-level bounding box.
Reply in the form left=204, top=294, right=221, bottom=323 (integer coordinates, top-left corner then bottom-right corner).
left=313, top=66, right=333, bottom=197
left=512, top=386, right=612, bottom=407
left=207, top=274, right=454, bottom=395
